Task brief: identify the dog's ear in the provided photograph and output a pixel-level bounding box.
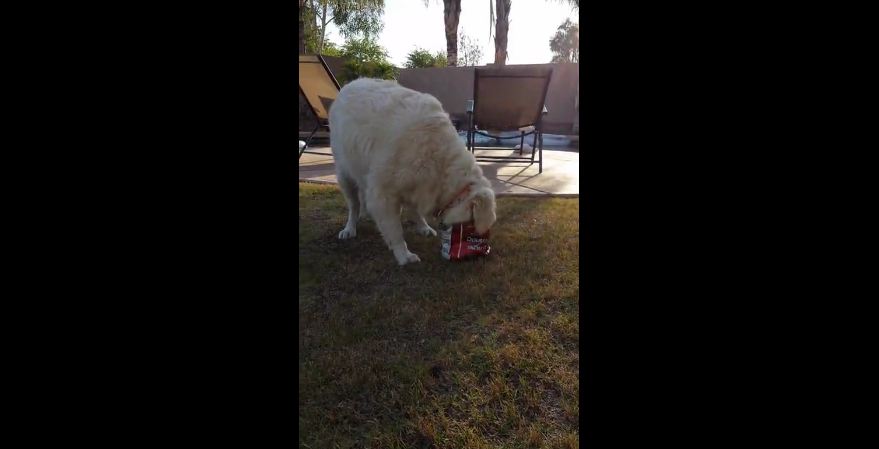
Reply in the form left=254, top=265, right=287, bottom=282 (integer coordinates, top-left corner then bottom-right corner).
left=471, top=187, right=497, bottom=234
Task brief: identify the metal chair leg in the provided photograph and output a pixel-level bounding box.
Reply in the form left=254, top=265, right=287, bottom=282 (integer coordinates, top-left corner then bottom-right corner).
left=299, top=122, right=321, bottom=159
left=304, top=122, right=320, bottom=147
left=538, top=131, right=544, bottom=174
left=530, top=131, right=538, bottom=163
left=467, top=111, right=474, bottom=154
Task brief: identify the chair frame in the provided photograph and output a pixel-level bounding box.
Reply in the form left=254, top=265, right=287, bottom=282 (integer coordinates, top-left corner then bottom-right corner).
left=466, top=68, right=553, bottom=173
left=299, top=54, right=341, bottom=158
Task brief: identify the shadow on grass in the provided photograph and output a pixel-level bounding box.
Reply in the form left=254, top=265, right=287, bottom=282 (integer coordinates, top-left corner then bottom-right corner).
left=299, top=183, right=579, bottom=449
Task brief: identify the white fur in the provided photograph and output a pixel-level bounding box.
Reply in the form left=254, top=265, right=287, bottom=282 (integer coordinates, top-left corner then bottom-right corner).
left=329, top=78, right=497, bottom=265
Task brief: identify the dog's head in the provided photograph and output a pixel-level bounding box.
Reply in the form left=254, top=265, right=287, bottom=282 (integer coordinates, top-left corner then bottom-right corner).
left=440, top=185, right=497, bottom=234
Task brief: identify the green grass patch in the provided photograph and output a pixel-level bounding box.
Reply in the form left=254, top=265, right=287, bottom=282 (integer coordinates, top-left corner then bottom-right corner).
left=299, top=182, right=579, bottom=449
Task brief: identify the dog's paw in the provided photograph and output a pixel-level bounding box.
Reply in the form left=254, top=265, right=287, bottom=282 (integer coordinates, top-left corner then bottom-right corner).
left=338, top=227, right=357, bottom=239
left=416, top=225, right=437, bottom=237
left=396, top=251, right=421, bottom=265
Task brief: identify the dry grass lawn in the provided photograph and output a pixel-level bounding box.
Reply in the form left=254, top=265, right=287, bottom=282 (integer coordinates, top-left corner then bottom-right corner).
left=299, top=182, right=579, bottom=449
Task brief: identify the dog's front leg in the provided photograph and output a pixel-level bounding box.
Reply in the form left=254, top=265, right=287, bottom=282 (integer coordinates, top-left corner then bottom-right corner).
left=357, top=188, right=368, bottom=221
left=369, top=196, right=420, bottom=265
left=415, top=213, right=437, bottom=237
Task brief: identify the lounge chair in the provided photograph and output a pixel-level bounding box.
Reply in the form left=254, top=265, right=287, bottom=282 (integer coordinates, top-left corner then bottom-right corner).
left=466, top=65, right=553, bottom=173
left=299, top=54, right=341, bottom=158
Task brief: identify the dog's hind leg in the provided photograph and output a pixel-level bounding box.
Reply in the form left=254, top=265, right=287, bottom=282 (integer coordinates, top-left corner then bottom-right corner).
left=368, top=192, right=420, bottom=265
left=337, top=173, right=360, bottom=239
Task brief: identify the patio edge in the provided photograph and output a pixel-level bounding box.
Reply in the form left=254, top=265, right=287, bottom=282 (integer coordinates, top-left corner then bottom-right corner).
left=298, top=179, right=578, bottom=198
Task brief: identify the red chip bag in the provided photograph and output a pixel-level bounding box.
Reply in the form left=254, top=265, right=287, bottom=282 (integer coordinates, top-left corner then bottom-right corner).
left=440, top=221, right=491, bottom=261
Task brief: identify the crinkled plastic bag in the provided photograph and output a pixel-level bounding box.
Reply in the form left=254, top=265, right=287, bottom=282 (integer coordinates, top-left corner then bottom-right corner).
left=440, top=221, right=491, bottom=261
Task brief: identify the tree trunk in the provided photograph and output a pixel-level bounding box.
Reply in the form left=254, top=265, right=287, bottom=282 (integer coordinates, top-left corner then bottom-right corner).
left=313, top=1, right=319, bottom=30
left=444, top=0, right=462, bottom=66
left=493, top=0, right=511, bottom=66
left=318, top=1, right=328, bottom=53
left=299, top=0, right=307, bottom=54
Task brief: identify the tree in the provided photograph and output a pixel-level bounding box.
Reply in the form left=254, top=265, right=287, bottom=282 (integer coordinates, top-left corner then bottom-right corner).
left=458, top=30, right=483, bottom=67
left=549, top=18, right=579, bottom=63
left=405, top=48, right=447, bottom=68
left=443, top=0, right=462, bottom=66
left=489, top=0, right=511, bottom=66
left=341, top=35, right=387, bottom=63
left=298, top=0, right=385, bottom=55
left=319, top=41, right=344, bottom=57
left=299, top=0, right=308, bottom=54
left=339, top=36, right=397, bottom=83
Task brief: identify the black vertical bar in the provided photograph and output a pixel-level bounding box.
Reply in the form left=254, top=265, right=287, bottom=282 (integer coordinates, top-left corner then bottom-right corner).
left=538, top=130, right=544, bottom=174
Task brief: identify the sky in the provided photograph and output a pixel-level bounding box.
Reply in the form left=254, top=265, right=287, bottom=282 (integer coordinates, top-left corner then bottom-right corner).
left=322, top=0, right=579, bottom=67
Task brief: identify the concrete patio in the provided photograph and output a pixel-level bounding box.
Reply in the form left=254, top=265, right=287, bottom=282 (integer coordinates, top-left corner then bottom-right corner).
left=299, top=145, right=579, bottom=196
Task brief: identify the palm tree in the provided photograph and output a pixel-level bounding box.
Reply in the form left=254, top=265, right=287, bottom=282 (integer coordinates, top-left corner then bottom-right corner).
left=423, top=1, right=462, bottom=67
left=490, top=0, right=511, bottom=66
left=443, top=0, right=463, bottom=66
left=421, top=0, right=579, bottom=67
left=489, top=0, right=579, bottom=66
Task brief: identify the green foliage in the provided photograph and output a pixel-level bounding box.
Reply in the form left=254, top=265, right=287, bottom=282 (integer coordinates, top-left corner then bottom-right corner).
left=304, top=30, right=343, bottom=57
left=404, top=49, right=432, bottom=68
left=342, top=59, right=397, bottom=83
left=318, top=41, right=343, bottom=57
left=404, top=48, right=447, bottom=68
left=338, top=36, right=397, bottom=84
left=304, top=30, right=321, bottom=54
left=330, top=0, right=384, bottom=38
left=433, top=51, right=448, bottom=67
left=341, top=35, right=388, bottom=63
left=549, top=18, right=579, bottom=63
left=301, top=0, right=385, bottom=54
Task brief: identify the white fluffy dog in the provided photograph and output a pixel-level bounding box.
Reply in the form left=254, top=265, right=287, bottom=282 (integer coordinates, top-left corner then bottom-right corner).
left=329, top=78, right=497, bottom=265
